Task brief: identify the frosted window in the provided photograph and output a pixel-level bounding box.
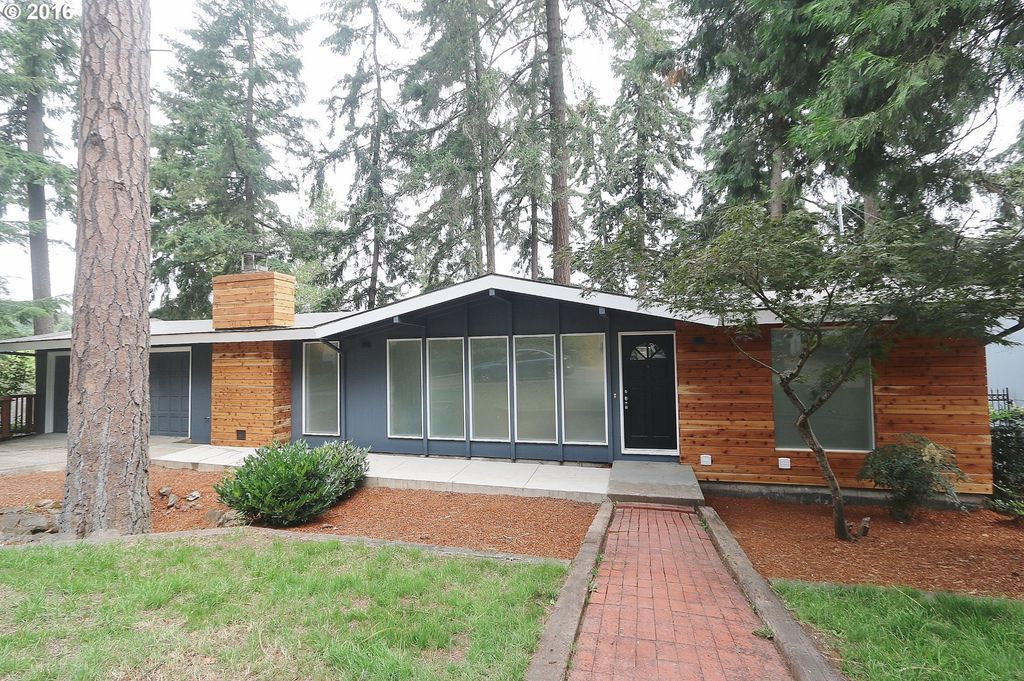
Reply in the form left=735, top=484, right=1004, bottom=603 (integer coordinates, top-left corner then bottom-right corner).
left=303, top=342, right=340, bottom=435
left=514, top=336, right=557, bottom=442
left=470, top=337, right=510, bottom=440
left=428, top=339, right=465, bottom=439
left=388, top=339, right=423, bottom=437
left=561, top=335, right=607, bottom=444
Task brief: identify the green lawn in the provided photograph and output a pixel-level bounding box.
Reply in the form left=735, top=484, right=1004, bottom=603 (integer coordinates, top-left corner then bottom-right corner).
left=774, top=580, right=1024, bottom=681
left=0, top=534, right=567, bottom=680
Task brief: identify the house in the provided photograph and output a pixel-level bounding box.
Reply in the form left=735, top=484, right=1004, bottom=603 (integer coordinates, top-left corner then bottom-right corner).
left=0, top=269, right=993, bottom=494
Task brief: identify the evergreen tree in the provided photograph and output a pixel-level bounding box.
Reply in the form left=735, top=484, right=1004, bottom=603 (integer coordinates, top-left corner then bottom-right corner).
left=0, top=1, right=77, bottom=333
left=302, top=0, right=410, bottom=311
left=151, top=0, right=308, bottom=318
left=581, top=5, right=692, bottom=291
left=402, top=0, right=499, bottom=289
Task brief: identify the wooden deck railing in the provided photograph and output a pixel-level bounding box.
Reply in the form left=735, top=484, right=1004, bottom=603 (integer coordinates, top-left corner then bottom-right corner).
left=0, top=394, right=36, bottom=440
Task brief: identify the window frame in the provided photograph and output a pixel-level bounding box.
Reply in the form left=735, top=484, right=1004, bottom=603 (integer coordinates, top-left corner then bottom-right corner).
left=512, top=334, right=559, bottom=444
left=426, top=336, right=466, bottom=441
left=386, top=337, right=424, bottom=439
left=559, top=332, right=610, bottom=446
left=301, top=341, right=341, bottom=437
left=468, top=335, right=512, bottom=442
left=770, top=329, right=876, bottom=453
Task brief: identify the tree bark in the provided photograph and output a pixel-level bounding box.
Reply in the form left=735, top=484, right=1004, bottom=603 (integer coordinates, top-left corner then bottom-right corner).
left=366, top=0, right=384, bottom=309
left=472, top=22, right=496, bottom=273
left=545, top=0, right=570, bottom=284
left=63, top=0, right=153, bottom=537
left=529, top=195, right=539, bottom=279
left=243, top=4, right=257, bottom=237
left=862, top=191, right=880, bottom=227
left=769, top=146, right=784, bottom=219
left=25, top=87, right=53, bottom=335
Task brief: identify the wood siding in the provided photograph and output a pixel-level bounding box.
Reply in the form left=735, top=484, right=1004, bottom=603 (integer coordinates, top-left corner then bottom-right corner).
left=211, top=341, right=291, bottom=447
left=212, top=271, right=295, bottom=329
left=676, top=323, right=993, bottom=494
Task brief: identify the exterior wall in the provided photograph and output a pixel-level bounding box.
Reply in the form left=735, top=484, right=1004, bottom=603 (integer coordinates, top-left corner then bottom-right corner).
left=211, top=271, right=296, bottom=329
left=676, top=323, right=993, bottom=494
left=291, top=291, right=675, bottom=463
left=211, top=341, right=291, bottom=446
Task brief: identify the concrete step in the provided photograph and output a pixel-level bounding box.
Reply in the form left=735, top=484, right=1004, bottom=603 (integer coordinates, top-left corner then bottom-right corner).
left=607, top=461, right=704, bottom=506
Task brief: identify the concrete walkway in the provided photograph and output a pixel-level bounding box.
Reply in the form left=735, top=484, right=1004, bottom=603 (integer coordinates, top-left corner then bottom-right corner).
left=569, top=505, right=792, bottom=681
left=0, top=434, right=193, bottom=475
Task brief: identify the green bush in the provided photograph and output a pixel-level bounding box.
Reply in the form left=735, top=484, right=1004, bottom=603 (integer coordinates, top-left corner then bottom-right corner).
left=990, top=412, right=1024, bottom=522
left=858, top=434, right=967, bottom=521
left=214, top=440, right=369, bottom=527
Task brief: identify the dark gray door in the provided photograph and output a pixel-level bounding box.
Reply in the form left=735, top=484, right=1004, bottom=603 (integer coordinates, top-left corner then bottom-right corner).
left=621, top=334, right=676, bottom=450
left=150, top=352, right=190, bottom=436
left=51, top=351, right=190, bottom=437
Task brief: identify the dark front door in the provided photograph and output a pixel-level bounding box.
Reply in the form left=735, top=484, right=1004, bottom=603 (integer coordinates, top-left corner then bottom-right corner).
left=52, top=354, right=70, bottom=432
left=621, top=334, right=676, bottom=450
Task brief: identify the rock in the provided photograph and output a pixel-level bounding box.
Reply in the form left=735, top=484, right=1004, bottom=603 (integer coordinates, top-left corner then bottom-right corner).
left=158, top=485, right=172, bottom=497
left=203, top=508, right=243, bottom=528
left=166, top=494, right=179, bottom=509
left=0, top=509, right=57, bottom=535
left=203, top=509, right=225, bottom=527
left=87, top=528, right=124, bottom=540
left=33, top=499, right=56, bottom=510
left=185, top=490, right=201, bottom=502
left=858, top=517, right=871, bottom=538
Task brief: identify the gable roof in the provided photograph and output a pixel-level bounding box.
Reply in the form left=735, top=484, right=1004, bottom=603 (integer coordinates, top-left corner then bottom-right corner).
left=0, top=274, right=716, bottom=352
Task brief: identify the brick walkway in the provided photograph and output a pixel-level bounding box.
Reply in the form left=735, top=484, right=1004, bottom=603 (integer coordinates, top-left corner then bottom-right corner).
left=568, top=505, right=793, bottom=681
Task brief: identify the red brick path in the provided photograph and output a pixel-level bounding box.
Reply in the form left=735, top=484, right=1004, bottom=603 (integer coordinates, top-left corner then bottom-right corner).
left=568, top=505, right=793, bottom=681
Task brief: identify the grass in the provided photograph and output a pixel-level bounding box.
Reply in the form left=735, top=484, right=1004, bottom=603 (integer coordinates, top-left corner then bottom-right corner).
left=0, top=534, right=567, bottom=680
left=774, top=580, right=1024, bottom=681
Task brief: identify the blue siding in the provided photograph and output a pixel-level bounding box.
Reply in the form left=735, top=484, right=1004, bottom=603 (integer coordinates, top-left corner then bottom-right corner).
left=291, top=290, right=677, bottom=463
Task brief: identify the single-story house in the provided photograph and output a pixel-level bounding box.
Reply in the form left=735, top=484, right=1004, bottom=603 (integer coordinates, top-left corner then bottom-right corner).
left=0, top=270, right=993, bottom=494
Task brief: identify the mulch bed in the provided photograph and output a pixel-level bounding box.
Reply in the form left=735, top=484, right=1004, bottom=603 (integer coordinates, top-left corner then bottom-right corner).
left=0, top=470, right=597, bottom=559
left=708, top=495, right=1024, bottom=600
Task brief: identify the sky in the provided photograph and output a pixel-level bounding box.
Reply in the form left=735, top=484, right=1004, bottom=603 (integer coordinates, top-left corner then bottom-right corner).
left=0, top=0, right=621, bottom=302
left=0, top=1, right=1020, bottom=304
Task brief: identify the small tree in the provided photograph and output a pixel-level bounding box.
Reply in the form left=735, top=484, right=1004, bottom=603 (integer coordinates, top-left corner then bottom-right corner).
left=588, top=204, right=1023, bottom=540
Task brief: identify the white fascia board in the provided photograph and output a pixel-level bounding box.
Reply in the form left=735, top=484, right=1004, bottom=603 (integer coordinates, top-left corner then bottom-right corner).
left=310, top=274, right=718, bottom=339
left=0, top=327, right=321, bottom=352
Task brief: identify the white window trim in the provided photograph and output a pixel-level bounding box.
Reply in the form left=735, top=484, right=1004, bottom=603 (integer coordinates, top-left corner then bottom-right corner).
left=559, top=332, right=609, bottom=446
left=386, top=338, right=424, bottom=439
left=618, top=331, right=679, bottom=456
left=770, top=329, right=876, bottom=452
left=301, top=341, right=341, bottom=437
left=468, top=335, right=512, bottom=442
left=426, top=337, right=466, bottom=441
left=512, top=334, right=558, bottom=444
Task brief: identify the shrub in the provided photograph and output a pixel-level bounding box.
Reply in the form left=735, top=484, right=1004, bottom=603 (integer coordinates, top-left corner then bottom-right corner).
left=858, top=434, right=967, bottom=521
left=214, top=440, right=369, bottom=527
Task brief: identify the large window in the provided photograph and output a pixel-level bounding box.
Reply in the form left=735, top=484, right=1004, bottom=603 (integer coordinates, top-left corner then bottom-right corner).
left=387, top=339, right=423, bottom=438
left=561, top=334, right=607, bottom=444
left=470, top=337, right=510, bottom=441
left=427, top=338, right=465, bottom=439
left=771, top=329, right=874, bottom=451
left=303, top=342, right=340, bottom=436
left=514, top=335, right=557, bottom=442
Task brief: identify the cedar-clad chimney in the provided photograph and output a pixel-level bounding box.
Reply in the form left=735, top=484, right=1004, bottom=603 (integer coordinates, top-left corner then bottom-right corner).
left=212, top=270, right=295, bottom=329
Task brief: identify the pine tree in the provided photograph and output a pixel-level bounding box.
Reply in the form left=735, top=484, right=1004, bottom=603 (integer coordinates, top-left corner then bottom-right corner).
left=151, top=0, right=308, bottom=318
left=0, top=1, right=77, bottom=334
left=402, top=0, right=499, bottom=289
left=302, top=0, right=409, bottom=311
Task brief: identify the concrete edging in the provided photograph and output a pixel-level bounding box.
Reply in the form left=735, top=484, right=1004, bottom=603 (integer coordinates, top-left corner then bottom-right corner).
left=697, top=506, right=846, bottom=681
left=526, top=500, right=615, bottom=681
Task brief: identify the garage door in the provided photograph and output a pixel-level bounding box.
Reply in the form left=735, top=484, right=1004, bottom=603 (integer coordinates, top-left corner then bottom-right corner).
left=51, top=351, right=191, bottom=437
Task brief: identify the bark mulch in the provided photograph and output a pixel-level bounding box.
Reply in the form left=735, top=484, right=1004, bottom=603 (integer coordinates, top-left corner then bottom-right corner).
left=708, top=495, right=1024, bottom=600
left=0, top=470, right=597, bottom=559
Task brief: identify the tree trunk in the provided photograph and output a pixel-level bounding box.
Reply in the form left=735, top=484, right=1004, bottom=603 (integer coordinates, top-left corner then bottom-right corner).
left=366, top=0, right=384, bottom=309
left=25, top=87, right=53, bottom=335
left=63, top=0, right=153, bottom=537
left=862, top=191, right=880, bottom=227
left=545, top=0, right=570, bottom=284
left=472, top=23, right=496, bottom=273
left=769, top=147, right=784, bottom=219
left=242, top=6, right=257, bottom=237
left=529, top=195, right=539, bottom=279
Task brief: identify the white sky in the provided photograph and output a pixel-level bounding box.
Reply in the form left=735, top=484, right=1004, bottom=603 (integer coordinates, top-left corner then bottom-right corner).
left=0, top=0, right=1019, bottom=303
